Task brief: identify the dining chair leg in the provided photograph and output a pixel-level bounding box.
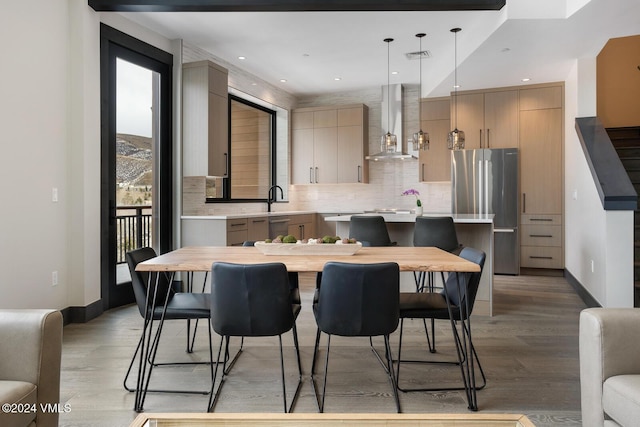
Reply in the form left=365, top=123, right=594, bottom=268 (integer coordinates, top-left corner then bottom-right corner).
left=207, top=335, right=230, bottom=412
left=319, top=334, right=332, bottom=413
left=286, top=323, right=303, bottom=413
left=384, top=334, right=401, bottom=413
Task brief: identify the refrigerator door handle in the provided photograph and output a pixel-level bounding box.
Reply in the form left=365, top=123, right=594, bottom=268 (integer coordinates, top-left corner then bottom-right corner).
left=484, top=159, right=489, bottom=216
left=478, top=160, right=483, bottom=215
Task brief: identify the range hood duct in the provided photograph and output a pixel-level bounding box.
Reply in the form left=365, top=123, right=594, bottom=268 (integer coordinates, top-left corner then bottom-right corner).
left=366, top=84, right=417, bottom=161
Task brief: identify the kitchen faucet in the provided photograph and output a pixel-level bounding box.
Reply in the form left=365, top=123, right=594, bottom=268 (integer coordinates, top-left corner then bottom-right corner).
left=267, top=185, right=283, bottom=213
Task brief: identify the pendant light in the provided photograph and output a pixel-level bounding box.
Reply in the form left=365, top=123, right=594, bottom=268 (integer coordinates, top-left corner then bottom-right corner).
left=447, top=27, right=465, bottom=150
left=381, top=38, right=397, bottom=153
left=412, top=33, right=429, bottom=151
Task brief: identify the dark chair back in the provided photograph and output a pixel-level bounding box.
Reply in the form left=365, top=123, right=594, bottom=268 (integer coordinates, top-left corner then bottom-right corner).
left=211, top=262, right=294, bottom=337
left=126, top=247, right=173, bottom=317
left=413, top=216, right=460, bottom=252
left=442, top=247, right=486, bottom=318
left=315, top=262, right=399, bottom=336
left=349, top=215, right=393, bottom=247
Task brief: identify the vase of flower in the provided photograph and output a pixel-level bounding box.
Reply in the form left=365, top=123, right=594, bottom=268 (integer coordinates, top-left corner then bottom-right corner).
left=402, top=188, right=423, bottom=216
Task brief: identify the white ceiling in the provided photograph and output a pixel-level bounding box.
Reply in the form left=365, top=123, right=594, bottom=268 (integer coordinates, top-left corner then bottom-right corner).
left=118, top=0, right=640, bottom=98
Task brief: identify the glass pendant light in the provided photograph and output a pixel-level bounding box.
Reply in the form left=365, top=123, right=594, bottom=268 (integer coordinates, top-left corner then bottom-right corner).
left=447, top=27, right=465, bottom=150
left=413, top=33, right=429, bottom=151
left=381, top=38, right=397, bottom=153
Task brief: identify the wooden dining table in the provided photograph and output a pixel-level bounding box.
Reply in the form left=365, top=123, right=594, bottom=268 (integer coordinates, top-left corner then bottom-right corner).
left=134, top=245, right=482, bottom=412
left=136, top=245, right=481, bottom=274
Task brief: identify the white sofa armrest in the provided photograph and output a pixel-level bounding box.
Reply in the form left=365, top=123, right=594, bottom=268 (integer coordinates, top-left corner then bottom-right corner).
left=580, top=308, right=640, bottom=427
left=0, top=309, right=63, bottom=427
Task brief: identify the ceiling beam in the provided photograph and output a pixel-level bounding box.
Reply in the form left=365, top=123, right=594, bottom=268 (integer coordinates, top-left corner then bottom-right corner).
left=88, top=0, right=506, bottom=12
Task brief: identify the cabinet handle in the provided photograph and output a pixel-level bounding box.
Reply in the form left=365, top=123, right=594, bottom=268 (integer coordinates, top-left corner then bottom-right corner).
left=421, top=163, right=425, bottom=182
left=530, top=218, right=553, bottom=222
left=309, top=167, right=313, bottom=184
left=224, top=153, right=229, bottom=176
left=530, top=234, right=553, bottom=238
left=530, top=256, right=553, bottom=260
left=480, top=129, right=483, bottom=148
left=522, top=193, right=526, bottom=213
left=357, top=165, right=362, bottom=183
left=315, top=167, right=319, bottom=183
left=299, top=224, right=304, bottom=239
left=486, top=128, right=490, bottom=148
left=230, top=223, right=245, bottom=227
left=252, top=219, right=266, bottom=223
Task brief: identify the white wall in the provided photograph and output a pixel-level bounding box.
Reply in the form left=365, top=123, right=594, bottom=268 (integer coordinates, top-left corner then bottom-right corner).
left=564, top=58, right=634, bottom=307
left=0, top=1, right=180, bottom=310
left=0, top=0, right=71, bottom=309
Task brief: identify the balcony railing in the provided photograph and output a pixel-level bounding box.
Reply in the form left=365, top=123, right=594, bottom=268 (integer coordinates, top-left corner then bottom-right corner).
left=116, top=205, right=152, bottom=264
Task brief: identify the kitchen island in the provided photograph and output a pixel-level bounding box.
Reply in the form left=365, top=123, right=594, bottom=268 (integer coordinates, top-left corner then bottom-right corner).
left=324, top=213, right=494, bottom=316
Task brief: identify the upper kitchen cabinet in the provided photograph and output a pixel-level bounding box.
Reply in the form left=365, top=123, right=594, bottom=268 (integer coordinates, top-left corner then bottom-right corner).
left=182, top=60, right=229, bottom=177
left=292, top=104, right=368, bottom=184
left=451, top=89, right=519, bottom=150
left=419, top=98, right=451, bottom=182
left=337, top=106, right=369, bottom=183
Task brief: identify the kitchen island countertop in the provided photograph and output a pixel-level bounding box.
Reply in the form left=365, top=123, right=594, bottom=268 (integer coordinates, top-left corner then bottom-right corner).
left=324, top=213, right=494, bottom=224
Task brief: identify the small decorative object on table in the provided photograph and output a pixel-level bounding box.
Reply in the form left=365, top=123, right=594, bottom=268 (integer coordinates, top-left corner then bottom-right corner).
left=402, top=188, right=422, bottom=216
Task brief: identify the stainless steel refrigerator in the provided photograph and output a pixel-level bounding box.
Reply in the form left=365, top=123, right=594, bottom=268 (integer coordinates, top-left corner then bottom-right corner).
left=452, top=148, right=519, bottom=275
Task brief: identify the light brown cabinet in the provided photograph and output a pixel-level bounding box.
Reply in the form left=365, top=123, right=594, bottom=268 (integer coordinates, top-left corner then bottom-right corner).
left=182, top=60, right=229, bottom=177
left=247, top=216, right=269, bottom=241
left=287, top=214, right=315, bottom=240
left=452, top=90, right=519, bottom=150
left=226, top=218, right=248, bottom=246
left=518, top=84, right=563, bottom=269
left=419, top=98, right=451, bottom=182
left=292, top=104, right=368, bottom=184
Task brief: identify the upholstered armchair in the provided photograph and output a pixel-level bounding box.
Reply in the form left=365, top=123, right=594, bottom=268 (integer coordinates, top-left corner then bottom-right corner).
left=579, top=308, right=640, bottom=427
left=0, top=309, right=63, bottom=427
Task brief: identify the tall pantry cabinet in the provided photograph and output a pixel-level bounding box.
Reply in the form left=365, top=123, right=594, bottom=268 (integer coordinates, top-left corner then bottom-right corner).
left=519, top=85, right=564, bottom=269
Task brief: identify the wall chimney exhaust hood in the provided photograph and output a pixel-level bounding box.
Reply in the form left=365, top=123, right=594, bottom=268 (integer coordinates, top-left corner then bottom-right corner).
left=366, top=84, right=418, bottom=161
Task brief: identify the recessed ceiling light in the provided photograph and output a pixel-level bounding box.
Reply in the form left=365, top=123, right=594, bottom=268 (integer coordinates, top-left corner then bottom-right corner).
left=453, top=84, right=461, bottom=89
left=334, top=77, right=342, bottom=81
left=521, top=78, right=531, bottom=82
left=238, top=56, right=246, bottom=60
left=251, top=82, right=257, bottom=86
left=391, top=71, right=399, bottom=75
left=280, top=79, right=287, bottom=83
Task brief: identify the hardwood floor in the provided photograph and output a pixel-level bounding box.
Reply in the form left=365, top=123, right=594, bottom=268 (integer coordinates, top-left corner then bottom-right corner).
left=59, top=273, right=584, bottom=426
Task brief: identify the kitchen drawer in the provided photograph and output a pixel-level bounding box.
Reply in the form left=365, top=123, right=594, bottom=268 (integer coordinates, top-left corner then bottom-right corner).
left=521, top=214, right=562, bottom=226
left=288, top=214, right=314, bottom=225
left=521, top=224, right=562, bottom=247
left=521, top=246, right=563, bottom=269
left=226, top=218, right=248, bottom=232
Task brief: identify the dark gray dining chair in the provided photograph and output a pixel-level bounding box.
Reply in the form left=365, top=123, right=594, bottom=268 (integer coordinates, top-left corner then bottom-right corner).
left=396, top=247, right=487, bottom=397
left=413, top=216, right=463, bottom=352
left=349, top=215, right=396, bottom=247
left=311, top=261, right=401, bottom=413
left=208, top=262, right=303, bottom=413
left=124, top=247, right=213, bottom=401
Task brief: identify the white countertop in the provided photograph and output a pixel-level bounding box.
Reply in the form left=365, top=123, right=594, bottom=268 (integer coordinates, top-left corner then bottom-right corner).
left=181, top=210, right=316, bottom=220
left=324, top=213, right=494, bottom=224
